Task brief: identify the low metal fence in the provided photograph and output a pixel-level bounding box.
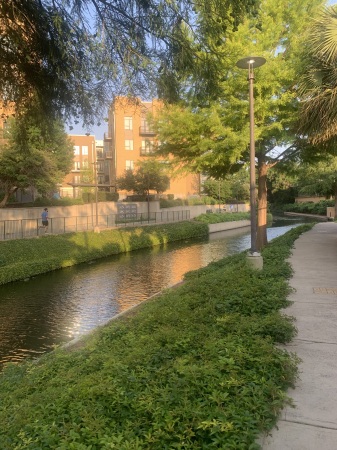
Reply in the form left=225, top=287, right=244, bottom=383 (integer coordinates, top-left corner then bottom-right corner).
left=0, top=210, right=190, bottom=241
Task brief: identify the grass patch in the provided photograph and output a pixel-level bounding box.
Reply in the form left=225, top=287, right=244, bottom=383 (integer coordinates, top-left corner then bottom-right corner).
left=0, top=221, right=208, bottom=285
left=0, top=224, right=313, bottom=449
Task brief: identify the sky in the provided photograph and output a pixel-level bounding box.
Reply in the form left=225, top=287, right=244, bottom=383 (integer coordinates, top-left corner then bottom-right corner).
left=67, top=0, right=337, bottom=139
left=66, top=110, right=109, bottom=140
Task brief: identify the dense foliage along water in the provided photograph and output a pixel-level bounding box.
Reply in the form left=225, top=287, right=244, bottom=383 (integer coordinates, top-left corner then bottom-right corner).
left=0, top=217, right=307, bottom=365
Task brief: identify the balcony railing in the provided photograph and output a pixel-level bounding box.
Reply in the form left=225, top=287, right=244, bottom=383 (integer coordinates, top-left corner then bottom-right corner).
left=140, top=148, right=155, bottom=156
left=139, top=126, right=156, bottom=136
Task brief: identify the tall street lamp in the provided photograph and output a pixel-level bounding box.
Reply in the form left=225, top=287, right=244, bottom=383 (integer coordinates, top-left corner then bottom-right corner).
left=92, top=161, right=100, bottom=233
left=236, top=56, right=266, bottom=267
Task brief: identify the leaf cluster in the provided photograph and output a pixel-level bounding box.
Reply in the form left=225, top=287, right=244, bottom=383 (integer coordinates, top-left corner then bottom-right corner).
left=0, top=0, right=257, bottom=125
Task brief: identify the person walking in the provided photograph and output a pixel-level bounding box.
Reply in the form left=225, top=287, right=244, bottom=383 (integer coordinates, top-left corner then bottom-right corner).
left=41, top=208, right=49, bottom=233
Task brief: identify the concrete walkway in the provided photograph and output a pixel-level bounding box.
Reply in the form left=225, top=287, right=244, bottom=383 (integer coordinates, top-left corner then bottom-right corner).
left=259, top=222, right=337, bottom=449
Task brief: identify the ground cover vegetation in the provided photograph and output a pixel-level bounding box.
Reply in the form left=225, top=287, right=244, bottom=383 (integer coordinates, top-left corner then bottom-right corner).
left=0, top=224, right=313, bottom=448
left=0, top=221, right=208, bottom=285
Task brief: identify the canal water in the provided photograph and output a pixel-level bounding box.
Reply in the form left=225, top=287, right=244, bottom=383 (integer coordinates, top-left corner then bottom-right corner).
left=0, top=217, right=308, bottom=365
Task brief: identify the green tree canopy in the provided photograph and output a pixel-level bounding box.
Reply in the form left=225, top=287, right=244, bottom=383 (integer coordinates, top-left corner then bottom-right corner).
left=202, top=171, right=250, bottom=204
left=0, top=0, right=257, bottom=126
left=153, top=0, right=324, bottom=249
left=117, top=160, right=170, bottom=197
left=0, top=117, right=74, bottom=207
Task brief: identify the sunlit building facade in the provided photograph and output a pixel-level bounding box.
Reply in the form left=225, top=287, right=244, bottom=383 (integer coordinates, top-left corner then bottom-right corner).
left=106, top=97, right=199, bottom=199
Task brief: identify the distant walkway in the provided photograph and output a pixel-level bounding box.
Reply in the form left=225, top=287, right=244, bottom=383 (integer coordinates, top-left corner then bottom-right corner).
left=260, top=222, right=337, bottom=449
left=284, top=211, right=328, bottom=221
left=0, top=210, right=190, bottom=241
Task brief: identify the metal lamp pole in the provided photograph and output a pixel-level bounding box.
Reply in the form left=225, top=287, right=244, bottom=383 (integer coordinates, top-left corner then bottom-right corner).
left=92, top=161, right=100, bottom=233
left=236, top=57, right=266, bottom=256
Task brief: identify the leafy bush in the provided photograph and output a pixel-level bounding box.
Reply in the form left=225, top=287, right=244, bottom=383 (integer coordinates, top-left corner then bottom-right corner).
left=160, top=196, right=217, bottom=208
left=159, top=198, right=187, bottom=208
left=0, top=221, right=208, bottom=285
left=32, top=197, right=84, bottom=207
left=0, top=225, right=313, bottom=449
left=195, top=211, right=250, bottom=223
left=281, top=200, right=334, bottom=216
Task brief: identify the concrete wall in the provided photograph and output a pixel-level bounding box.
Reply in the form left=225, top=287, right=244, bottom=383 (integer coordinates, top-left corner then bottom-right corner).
left=327, top=207, right=335, bottom=218
left=0, top=201, right=249, bottom=221
left=0, top=201, right=162, bottom=221
left=295, top=196, right=327, bottom=204
left=208, top=220, right=250, bottom=233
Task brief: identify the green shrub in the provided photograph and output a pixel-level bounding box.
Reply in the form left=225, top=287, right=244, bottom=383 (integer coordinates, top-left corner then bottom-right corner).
left=195, top=211, right=251, bottom=223
left=281, top=200, right=334, bottom=216
left=0, top=225, right=313, bottom=449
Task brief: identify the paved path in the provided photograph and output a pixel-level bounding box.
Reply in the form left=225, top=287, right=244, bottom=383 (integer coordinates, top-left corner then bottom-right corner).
left=259, top=222, right=337, bottom=449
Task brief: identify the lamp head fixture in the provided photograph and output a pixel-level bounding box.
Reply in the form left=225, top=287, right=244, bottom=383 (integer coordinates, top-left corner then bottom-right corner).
left=236, top=56, right=266, bottom=70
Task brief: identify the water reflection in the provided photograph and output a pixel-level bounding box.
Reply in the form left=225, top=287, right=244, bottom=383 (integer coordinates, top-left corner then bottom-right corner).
left=0, top=219, right=305, bottom=365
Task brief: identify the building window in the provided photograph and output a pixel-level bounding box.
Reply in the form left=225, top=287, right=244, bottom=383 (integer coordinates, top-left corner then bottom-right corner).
left=141, top=139, right=154, bottom=154
left=125, top=139, right=134, bottom=151
left=74, top=161, right=81, bottom=170
left=124, top=116, right=133, bottom=130
left=126, top=160, right=134, bottom=170
left=74, top=175, right=81, bottom=184
left=82, top=146, right=88, bottom=155
left=82, top=160, right=89, bottom=169
left=74, top=146, right=80, bottom=155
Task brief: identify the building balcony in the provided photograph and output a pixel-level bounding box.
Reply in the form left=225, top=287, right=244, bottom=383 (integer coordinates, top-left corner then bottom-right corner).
left=105, top=151, right=112, bottom=159
left=140, top=148, right=155, bottom=156
left=104, top=132, right=112, bottom=140
left=139, top=126, right=156, bottom=136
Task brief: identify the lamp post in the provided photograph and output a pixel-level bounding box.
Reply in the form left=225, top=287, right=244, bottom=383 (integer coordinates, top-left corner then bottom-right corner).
left=92, top=161, right=100, bottom=233
left=236, top=57, right=266, bottom=264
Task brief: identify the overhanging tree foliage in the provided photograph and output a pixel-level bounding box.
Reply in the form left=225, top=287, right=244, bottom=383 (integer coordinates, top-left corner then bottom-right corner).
left=0, top=117, right=74, bottom=207
left=297, top=5, right=337, bottom=147
left=0, top=0, right=257, bottom=126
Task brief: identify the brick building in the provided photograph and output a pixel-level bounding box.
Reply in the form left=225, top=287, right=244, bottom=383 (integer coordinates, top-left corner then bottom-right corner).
left=105, top=97, right=199, bottom=199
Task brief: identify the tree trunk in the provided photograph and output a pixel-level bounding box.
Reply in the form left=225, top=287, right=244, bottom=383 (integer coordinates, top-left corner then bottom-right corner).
left=256, top=157, right=268, bottom=251
left=0, top=187, right=17, bottom=208
left=147, top=189, right=150, bottom=222
left=334, top=181, right=337, bottom=219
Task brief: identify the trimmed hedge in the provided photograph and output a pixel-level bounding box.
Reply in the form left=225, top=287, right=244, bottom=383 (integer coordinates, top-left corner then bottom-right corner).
left=194, top=212, right=272, bottom=224
left=281, top=200, right=334, bottom=216
left=195, top=211, right=250, bottom=224
left=0, top=221, right=208, bottom=285
left=0, top=224, right=313, bottom=449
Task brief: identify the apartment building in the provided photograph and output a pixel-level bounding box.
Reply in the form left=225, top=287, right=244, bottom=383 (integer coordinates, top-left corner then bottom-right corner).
left=106, top=97, right=199, bottom=199
left=60, top=134, right=113, bottom=198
